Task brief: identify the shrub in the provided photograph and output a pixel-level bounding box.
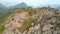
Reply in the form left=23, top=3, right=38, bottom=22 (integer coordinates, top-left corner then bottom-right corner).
left=0, top=25, right=5, bottom=34
left=23, top=17, right=37, bottom=30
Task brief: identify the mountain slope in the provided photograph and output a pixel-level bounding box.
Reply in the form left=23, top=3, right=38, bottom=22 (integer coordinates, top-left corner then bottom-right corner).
left=2, top=7, right=60, bottom=34
left=11, top=2, right=27, bottom=8
left=0, top=3, right=8, bottom=15
left=0, top=3, right=8, bottom=24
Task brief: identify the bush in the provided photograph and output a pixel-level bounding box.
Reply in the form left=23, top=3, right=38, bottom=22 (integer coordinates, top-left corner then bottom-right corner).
left=23, top=17, right=36, bottom=30
left=0, top=25, right=5, bottom=34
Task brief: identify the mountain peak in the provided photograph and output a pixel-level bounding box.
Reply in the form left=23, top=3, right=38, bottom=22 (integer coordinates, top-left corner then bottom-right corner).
left=11, top=2, right=27, bottom=8
left=20, top=2, right=26, bottom=4
left=0, top=3, right=7, bottom=8
left=16, top=2, right=27, bottom=6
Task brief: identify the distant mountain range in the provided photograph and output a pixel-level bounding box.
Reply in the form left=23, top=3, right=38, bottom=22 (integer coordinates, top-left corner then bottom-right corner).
left=0, top=2, right=60, bottom=16
left=0, top=3, right=8, bottom=15
left=0, top=2, right=27, bottom=16
left=50, top=4, right=60, bottom=9
left=10, top=2, right=27, bottom=8
left=0, top=3, right=7, bottom=8
left=39, top=4, right=60, bottom=9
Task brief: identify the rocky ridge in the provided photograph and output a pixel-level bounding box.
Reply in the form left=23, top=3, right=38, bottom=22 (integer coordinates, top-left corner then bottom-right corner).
left=2, top=7, right=60, bottom=34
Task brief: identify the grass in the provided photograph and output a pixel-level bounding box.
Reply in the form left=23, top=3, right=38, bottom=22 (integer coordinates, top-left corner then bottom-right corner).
left=0, top=10, right=12, bottom=34
left=0, top=25, right=5, bottom=34
left=23, top=17, right=37, bottom=31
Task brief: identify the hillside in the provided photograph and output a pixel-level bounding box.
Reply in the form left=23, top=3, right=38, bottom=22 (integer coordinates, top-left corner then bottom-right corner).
left=10, top=2, right=27, bottom=9
left=0, top=3, right=8, bottom=14
left=1, top=7, right=60, bottom=34
left=0, top=3, right=8, bottom=24
left=0, top=2, right=27, bottom=34
left=0, top=2, right=27, bottom=23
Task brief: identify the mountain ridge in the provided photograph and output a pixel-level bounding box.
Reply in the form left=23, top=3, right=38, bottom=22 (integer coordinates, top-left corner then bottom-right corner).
left=10, top=2, right=27, bottom=9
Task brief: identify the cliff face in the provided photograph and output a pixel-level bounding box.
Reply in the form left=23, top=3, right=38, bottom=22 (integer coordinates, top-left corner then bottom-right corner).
left=2, top=7, right=60, bottom=34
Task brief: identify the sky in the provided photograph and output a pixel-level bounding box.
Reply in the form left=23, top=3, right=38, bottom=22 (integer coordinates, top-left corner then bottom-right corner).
left=0, top=0, right=60, bottom=7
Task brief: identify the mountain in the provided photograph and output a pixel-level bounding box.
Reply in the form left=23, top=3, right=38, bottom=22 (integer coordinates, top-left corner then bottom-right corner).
left=0, top=3, right=8, bottom=15
left=2, top=7, right=60, bottom=34
left=0, top=3, right=7, bottom=8
left=11, top=2, right=27, bottom=8
left=50, top=4, right=60, bottom=9
left=39, top=4, right=60, bottom=10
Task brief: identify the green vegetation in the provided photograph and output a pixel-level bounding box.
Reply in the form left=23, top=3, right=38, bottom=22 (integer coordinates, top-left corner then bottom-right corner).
left=0, top=10, right=13, bottom=34
left=27, top=7, right=36, bottom=16
left=0, top=8, right=19, bottom=23
left=0, top=25, right=5, bottom=34
left=58, top=33, right=60, bottom=34
left=23, top=17, right=37, bottom=30
left=0, top=10, right=11, bottom=23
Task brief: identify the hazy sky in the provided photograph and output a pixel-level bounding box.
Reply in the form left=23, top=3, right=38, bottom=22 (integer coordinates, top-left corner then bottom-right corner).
left=0, top=0, right=60, bottom=7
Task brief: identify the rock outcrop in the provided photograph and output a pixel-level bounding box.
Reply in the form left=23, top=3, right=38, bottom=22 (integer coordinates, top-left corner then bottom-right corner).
left=2, top=7, right=60, bottom=34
